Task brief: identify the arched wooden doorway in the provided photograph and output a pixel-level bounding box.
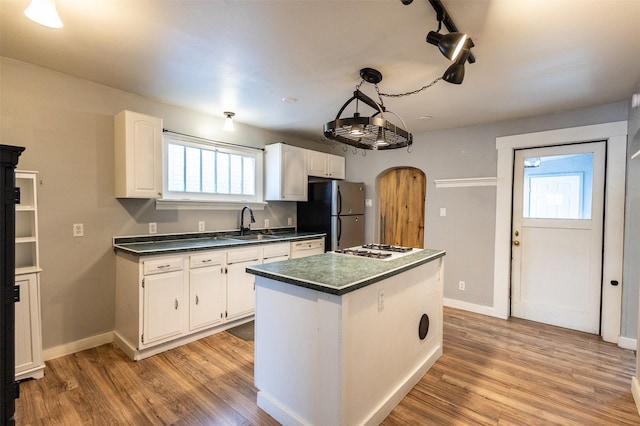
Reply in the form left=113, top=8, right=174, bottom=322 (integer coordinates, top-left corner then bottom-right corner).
left=379, top=167, right=426, bottom=248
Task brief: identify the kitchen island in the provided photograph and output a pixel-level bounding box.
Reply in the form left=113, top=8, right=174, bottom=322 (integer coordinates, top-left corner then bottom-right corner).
left=246, top=248, right=445, bottom=426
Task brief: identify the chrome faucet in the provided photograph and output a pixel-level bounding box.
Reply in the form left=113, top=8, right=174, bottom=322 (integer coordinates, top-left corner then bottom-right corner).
left=240, top=205, right=255, bottom=235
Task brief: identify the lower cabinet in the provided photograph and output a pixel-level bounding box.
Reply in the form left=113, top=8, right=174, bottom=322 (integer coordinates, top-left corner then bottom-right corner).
left=143, top=269, right=184, bottom=345
left=189, top=252, right=226, bottom=331
left=14, top=273, right=44, bottom=380
left=115, top=241, right=290, bottom=361
left=226, top=247, right=261, bottom=321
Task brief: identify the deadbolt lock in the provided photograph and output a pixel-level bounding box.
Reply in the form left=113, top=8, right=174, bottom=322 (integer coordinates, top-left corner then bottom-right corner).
left=514, top=231, right=519, bottom=237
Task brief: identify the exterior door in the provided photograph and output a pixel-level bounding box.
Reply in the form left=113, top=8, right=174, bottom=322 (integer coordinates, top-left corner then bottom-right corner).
left=379, top=167, right=426, bottom=248
left=511, top=141, right=605, bottom=333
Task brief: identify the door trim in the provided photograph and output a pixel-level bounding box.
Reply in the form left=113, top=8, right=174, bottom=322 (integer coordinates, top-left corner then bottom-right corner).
left=494, top=121, right=627, bottom=343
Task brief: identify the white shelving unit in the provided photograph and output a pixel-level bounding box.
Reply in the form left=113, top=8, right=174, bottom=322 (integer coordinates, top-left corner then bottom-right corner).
left=14, top=171, right=44, bottom=380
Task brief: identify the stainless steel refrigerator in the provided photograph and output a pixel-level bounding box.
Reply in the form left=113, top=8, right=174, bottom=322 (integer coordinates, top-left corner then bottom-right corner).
left=297, top=181, right=365, bottom=252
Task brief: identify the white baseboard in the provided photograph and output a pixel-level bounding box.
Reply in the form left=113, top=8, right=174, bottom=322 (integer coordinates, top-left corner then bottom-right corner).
left=632, top=376, right=640, bottom=416
left=43, top=332, right=114, bottom=361
left=618, top=336, right=637, bottom=351
left=444, top=298, right=500, bottom=318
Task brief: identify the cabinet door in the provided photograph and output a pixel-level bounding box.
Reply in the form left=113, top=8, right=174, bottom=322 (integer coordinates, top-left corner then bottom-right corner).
left=15, top=273, right=43, bottom=378
left=115, top=110, right=163, bottom=198
left=143, top=270, right=184, bottom=345
left=189, top=266, right=226, bottom=331
left=308, top=150, right=328, bottom=177
left=282, top=145, right=308, bottom=201
left=327, top=154, right=346, bottom=180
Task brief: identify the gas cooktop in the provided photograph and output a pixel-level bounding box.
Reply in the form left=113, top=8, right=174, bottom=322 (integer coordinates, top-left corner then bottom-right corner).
left=334, top=244, right=418, bottom=260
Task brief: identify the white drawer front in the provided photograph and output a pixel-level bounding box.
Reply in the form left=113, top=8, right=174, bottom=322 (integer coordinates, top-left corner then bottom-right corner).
left=143, top=257, right=183, bottom=275
left=263, top=242, right=290, bottom=259
left=227, top=247, right=261, bottom=264
left=189, top=252, right=224, bottom=269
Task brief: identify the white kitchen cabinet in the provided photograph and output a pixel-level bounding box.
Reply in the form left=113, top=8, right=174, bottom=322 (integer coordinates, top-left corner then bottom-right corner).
left=226, top=247, right=261, bottom=320
left=189, top=252, right=226, bottom=331
left=265, top=143, right=308, bottom=201
left=308, top=150, right=346, bottom=180
left=290, top=238, right=325, bottom=258
left=14, top=273, right=44, bottom=380
left=14, top=171, right=44, bottom=380
left=114, top=110, right=163, bottom=198
left=142, top=257, right=185, bottom=345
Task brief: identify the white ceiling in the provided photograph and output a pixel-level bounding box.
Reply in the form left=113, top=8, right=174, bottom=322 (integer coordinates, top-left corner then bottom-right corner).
left=2, top=0, right=640, bottom=142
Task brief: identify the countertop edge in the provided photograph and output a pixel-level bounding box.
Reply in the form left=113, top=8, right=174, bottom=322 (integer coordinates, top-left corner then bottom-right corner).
left=113, top=232, right=326, bottom=256
left=247, top=250, right=446, bottom=295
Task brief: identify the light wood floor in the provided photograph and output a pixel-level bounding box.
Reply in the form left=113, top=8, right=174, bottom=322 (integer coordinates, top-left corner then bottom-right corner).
left=15, top=308, right=640, bottom=425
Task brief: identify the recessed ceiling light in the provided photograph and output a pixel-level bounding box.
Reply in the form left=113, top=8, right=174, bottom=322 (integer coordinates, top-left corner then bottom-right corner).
left=419, top=115, right=433, bottom=121
left=282, top=96, right=298, bottom=104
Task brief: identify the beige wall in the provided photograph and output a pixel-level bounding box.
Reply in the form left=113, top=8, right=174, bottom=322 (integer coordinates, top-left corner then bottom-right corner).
left=346, top=99, right=632, bottom=333
left=1, top=57, right=322, bottom=352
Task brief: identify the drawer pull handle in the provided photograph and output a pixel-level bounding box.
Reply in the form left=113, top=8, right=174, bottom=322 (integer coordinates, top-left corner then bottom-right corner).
left=158, top=264, right=171, bottom=269
left=174, top=299, right=179, bottom=310
left=201, top=259, right=212, bottom=263
left=195, top=295, right=199, bottom=305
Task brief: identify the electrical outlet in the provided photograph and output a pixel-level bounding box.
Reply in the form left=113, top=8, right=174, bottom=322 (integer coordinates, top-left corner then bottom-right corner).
left=264, top=219, right=270, bottom=228
left=198, top=221, right=205, bottom=232
left=287, top=217, right=293, bottom=226
left=440, top=207, right=447, bottom=217
left=73, top=223, right=83, bottom=237
left=458, top=281, right=465, bottom=291
left=378, top=289, right=384, bottom=310
left=149, top=222, right=157, bottom=234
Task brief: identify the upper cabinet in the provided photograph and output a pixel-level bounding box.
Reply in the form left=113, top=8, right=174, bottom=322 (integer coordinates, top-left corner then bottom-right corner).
left=308, top=151, right=345, bottom=180
left=265, top=143, right=308, bottom=201
left=114, top=110, right=163, bottom=198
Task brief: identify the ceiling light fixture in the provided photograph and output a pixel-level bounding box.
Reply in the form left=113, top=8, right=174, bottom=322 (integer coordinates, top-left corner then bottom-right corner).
left=223, top=111, right=235, bottom=132
left=24, top=0, right=63, bottom=28
left=323, top=68, right=412, bottom=151
left=414, top=0, right=476, bottom=84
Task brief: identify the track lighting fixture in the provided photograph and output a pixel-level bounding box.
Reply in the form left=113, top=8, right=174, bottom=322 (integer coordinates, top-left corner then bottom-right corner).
left=223, top=111, right=235, bottom=132
left=323, top=68, right=412, bottom=151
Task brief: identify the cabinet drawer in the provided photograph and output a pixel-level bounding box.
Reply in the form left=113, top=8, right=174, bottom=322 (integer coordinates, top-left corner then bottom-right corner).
left=143, top=257, right=183, bottom=275
left=190, top=252, right=224, bottom=269
left=263, top=242, right=290, bottom=259
left=227, top=247, right=261, bottom=264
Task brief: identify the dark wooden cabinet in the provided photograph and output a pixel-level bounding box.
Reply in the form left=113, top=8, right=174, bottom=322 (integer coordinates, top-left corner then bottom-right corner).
left=1, top=144, right=24, bottom=425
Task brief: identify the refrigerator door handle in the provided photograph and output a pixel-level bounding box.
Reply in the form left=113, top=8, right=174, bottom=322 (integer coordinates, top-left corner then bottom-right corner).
left=337, top=216, right=342, bottom=246
left=337, top=188, right=342, bottom=214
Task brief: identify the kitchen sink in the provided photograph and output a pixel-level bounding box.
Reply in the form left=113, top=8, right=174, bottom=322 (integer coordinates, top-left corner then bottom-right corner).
left=230, top=234, right=280, bottom=241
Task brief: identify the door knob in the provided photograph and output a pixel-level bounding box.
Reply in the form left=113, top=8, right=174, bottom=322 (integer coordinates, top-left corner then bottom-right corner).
left=513, top=240, right=520, bottom=246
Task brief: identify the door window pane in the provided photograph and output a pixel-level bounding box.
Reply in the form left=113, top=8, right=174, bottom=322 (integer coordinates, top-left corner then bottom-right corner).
left=522, top=153, right=593, bottom=219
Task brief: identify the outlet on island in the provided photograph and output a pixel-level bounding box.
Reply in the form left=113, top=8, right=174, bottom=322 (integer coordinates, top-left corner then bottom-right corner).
left=149, top=222, right=157, bottom=234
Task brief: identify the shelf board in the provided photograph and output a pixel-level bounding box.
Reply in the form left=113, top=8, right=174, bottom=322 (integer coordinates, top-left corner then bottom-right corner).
left=15, top=237, right=37, bottom=244
left=15, top=266, right=41, bottom=275
left=16, top=206, right=36, bottom=211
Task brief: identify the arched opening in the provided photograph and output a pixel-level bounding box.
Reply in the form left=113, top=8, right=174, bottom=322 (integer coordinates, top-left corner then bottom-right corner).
left=377, top=167, right=426, bottom=248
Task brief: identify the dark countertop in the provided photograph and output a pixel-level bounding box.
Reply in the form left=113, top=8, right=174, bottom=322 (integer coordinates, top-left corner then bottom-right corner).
left=113, top=229, right=325, bottom=256
left=246, top=248, right=445, bottom=295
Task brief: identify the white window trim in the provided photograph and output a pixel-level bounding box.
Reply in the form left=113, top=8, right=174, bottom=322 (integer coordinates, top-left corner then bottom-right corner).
left=160, top=131, right=264, bottom=210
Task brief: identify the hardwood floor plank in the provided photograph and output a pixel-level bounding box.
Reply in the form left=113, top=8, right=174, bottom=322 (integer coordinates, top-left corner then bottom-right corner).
left=15, top=308, right=639, bottom=425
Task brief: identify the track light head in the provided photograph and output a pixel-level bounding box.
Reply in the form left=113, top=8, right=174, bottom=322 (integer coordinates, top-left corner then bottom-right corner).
left=442, top=49, right=470, bottom=84
left=426, top=31, right=467, bottom=61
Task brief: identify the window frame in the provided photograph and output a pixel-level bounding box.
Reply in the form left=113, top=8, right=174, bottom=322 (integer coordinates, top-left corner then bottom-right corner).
left=158, top=132, right=265, bottom=210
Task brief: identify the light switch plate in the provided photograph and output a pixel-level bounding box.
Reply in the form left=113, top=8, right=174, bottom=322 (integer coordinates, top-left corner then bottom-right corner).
left=440, top=208, right=446, bottom=217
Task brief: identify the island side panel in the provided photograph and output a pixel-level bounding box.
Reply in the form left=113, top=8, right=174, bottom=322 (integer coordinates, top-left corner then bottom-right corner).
left=255, top=277, right=343, bottom=426
left=342, top=258, right=444, bottom=425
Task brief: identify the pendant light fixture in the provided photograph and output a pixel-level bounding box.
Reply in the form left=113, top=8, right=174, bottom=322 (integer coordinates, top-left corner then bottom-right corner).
left=323, top=68, right=412, bottom=151
left=24, top=0, right=63, bottom=28
left=223, top=111, right=235, bottom=132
